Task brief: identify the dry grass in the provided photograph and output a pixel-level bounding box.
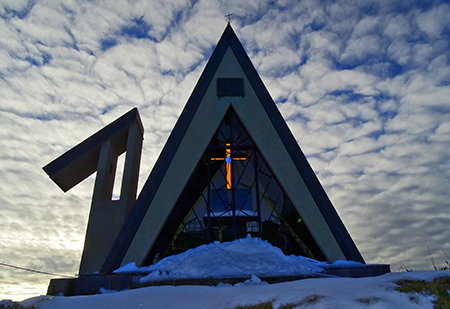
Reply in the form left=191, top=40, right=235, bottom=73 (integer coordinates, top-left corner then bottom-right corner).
left=228, top=301, right=273, bottom=309
left=228, top=300, right=299, bottom=309
left=397, top=276, right=450, bottom=309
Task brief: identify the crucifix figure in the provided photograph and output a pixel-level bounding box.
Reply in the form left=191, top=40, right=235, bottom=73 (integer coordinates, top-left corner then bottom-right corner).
left=211, top=143, right=246, bottom=189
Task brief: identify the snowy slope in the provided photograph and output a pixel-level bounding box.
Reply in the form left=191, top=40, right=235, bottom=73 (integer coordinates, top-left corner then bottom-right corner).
left=2, top=238, right=449, bottom=308
left=11, top=271, right=448, bottom=309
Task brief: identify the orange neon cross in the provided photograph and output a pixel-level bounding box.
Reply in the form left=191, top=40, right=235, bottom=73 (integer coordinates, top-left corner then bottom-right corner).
left=211, top=143, right=246, bottom=189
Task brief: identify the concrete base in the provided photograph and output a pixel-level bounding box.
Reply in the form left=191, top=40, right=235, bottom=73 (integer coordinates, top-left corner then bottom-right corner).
left=47, top=273, right=325, bottom=296
left=47, top=264, right=391, bottom=296
left=322, top=264, right=391, bottom=278
left=47, top=278, right=78, bottom=296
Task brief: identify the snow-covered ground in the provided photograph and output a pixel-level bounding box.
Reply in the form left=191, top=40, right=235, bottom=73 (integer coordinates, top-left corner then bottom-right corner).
left=2, top=237, right=449, bottom=308
left=3, top=271, right=448, bottom=309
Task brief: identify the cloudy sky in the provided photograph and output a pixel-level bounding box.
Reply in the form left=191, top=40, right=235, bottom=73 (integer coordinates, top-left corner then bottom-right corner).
left=1, top=0, right=450, bottom=301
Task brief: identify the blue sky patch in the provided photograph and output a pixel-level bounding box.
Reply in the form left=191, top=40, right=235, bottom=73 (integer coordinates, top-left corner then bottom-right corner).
left=300, top=56, right=307, bottom=66
left=428, top=105, right=450, bottom=114
left=329, top=90, right=365, bottom=102
left=171, top=10, right=184, bottom=26
left=36, top=115, right=52, bottom=121
left=439, top=79, right=450, bottom=87
left=412, top=0, right=436, bottom=11
left=101, top=39, right=118, bottom=51
left=373, top=93, right=394, bottom=102
left=310, top=20, right=324, bottom=31
left=332, top=58, right=360, bottom=71
left=24, top=56, right=39, bottom=66
left=367, top=129, right=385, bottom=141
left=23, top=53, right=52, bottom=66
left=1, top=0, right=36, bottom=19
left=42, top=53, right=52, bottom=65
left=121, top=17, right=153, bottom=40
left=361, top=2, right=379, bottom=16
left=378, top=109, right=398, bottom=121
left=386, top=61, right=403, bottom=78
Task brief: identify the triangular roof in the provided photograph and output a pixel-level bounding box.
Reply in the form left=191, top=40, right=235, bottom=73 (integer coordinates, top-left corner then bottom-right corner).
left=101, top=24, right=364, bottom=273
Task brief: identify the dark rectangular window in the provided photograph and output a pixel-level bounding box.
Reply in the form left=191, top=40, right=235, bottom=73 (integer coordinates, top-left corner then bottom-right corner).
left=217, top=78, right=244, bottom=97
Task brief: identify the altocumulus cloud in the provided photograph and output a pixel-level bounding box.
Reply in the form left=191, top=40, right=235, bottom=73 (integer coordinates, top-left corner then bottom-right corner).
left=0, top=0, right=450, bottom=301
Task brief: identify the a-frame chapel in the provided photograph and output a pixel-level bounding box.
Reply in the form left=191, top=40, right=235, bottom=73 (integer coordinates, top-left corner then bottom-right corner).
left=45, top=24, right=372, bottom=287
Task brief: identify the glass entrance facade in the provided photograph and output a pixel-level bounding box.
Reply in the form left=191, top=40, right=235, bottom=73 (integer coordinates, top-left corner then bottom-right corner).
left=143, top=108, right=326, bottom=265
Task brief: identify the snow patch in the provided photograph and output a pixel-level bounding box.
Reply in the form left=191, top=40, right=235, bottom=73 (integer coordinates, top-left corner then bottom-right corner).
left=234, top=275, right=268, bottom=287
left=113, top=237, right=326, bottom=283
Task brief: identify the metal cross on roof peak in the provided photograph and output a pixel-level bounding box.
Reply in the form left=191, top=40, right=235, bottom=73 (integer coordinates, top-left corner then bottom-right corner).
left=225, top=12, right=233, bottom=24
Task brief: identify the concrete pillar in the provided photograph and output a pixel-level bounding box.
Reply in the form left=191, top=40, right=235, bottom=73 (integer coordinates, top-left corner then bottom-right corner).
left=78, top=123, right=143, bottom=275
left=120, top=122, right=143, bottom=217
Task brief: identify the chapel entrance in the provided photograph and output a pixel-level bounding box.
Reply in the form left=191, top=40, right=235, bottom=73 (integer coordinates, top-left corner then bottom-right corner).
left=143, top=107, right=326, bottom=265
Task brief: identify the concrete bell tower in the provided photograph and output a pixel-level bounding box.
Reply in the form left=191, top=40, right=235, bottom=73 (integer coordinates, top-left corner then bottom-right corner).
left=43, top=108, right=143, bottom=274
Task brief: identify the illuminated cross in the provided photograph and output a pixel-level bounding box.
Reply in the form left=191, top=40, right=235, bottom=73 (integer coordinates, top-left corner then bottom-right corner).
left=211, top=143, right=246, bottom=189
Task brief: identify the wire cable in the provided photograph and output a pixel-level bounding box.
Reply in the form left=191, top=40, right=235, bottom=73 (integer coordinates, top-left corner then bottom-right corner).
left=0, top=262, right=75, bottom=278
